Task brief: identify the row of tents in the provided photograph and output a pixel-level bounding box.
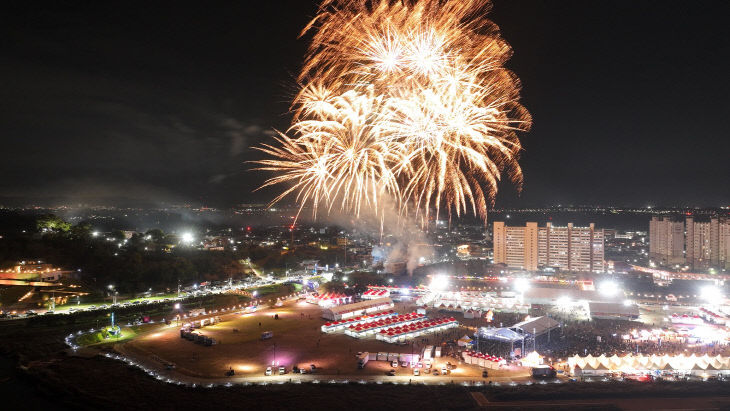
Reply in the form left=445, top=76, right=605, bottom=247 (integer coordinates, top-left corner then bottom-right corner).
left=362, top=289, right=390, bottom=299
left=344, top=312, right=427, bottom=338
left=417, top=292, right=529, bottom=314
left=320, top=310, right=397, bottom=333
left=308, top=292, right=352, bottom=307
left=568, top=353, right=730, bottom=376
left=375, top=317, right=459, bottom=344
left=322, top=297, right=394, bottom=321
left=461, top=350, right=506, bottom=369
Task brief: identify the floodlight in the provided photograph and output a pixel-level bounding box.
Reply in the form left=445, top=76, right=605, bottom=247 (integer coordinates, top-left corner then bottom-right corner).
left=429, top=275, right=449, bottom=291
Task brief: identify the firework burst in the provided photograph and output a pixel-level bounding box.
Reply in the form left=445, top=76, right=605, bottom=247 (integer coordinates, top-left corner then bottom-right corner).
left=255, top=0, right=531, bottom=223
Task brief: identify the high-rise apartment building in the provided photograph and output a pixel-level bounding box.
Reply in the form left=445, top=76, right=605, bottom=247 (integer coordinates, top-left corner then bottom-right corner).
left=650, top=215, right=730, bottom=270
left=493, top=222, right=604, bottom=272
left=649, top=216, right=685, bottom=265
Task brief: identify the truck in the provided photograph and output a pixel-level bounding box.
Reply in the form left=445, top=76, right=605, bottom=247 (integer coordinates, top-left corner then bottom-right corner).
left=423, top=346, right=434, bottom=361
left=357, top=352, right=370, bottom=369
left=531, top=365, right=557, bottom=379
left=434, top=346, right=442, bottom=358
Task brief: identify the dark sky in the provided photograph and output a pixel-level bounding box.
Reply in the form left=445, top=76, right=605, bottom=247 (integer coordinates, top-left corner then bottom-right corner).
left=1, top=0, right=729, bottom=208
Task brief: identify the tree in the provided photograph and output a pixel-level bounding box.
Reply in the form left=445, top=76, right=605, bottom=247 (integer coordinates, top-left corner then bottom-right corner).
left=36, top=214, right=71, bottom=233
left=69, top=221, right=92, bottom=239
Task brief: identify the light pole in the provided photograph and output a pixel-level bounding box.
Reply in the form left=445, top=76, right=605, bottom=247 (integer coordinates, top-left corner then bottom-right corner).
left=108, top=284, right=117, bottom=305
left=174, top=303, right=181, bottom=326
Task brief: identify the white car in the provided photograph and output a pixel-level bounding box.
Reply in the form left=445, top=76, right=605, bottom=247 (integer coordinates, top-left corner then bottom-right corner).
left=391, top=360, right=398, bottom=368
left=413, top=369, right=420, bottom=376
left=278, top=366, right=286, bottom=375
left=441, top=366, right=448, bottom=375
left=265, top=367, right=273, bottom=376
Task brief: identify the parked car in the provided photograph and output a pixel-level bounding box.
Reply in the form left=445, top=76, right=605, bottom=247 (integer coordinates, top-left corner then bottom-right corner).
left=265, top=367, right=273, bottom=376
left=391, top=360, right=398, bottom=368
left=387, top=369, right=396, bottom=376
left=278, top=366, right=286, bottom=375
left=413, top=369, right=420, bottom=376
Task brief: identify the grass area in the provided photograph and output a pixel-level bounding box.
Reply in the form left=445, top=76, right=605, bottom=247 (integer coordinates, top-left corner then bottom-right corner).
left=251, top=283, right=296, bottom=300
left=76, top=327, right=139, bottom=346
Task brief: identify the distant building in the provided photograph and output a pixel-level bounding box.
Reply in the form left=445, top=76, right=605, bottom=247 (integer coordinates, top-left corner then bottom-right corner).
left=493, top=222, right=605, bottom=272
left=686, top=216, right=730, bottom=270
left=649, top=216, right=730, bottom=270
left=0, top=260, right=67, bottom=282
left=649, top=216, right=685, bottom=266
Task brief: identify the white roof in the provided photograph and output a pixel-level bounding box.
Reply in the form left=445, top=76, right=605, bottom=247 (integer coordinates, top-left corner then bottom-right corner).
left=511, top=316, right=560, bottom=336
left=523, top=287, right=617, bottom=303
left=324, top=297, right=393, bottom=315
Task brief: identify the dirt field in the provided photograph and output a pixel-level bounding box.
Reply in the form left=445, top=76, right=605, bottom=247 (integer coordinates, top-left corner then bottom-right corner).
left=122, top=299, right=529, bottom=381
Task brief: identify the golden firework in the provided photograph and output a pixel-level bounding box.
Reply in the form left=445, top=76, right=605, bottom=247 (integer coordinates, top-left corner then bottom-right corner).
left=255, top=0, right=531, bottom=222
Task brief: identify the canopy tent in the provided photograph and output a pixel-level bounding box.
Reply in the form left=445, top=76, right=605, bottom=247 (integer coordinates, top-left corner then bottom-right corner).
left=321, top=310, right=397, bottom=333
left=375, top=317, right=459, bottom=343
left=569, top=354, right=730, bottom=376
left=322, top=297, right=393, bottom=321
left=457, top=335, right=473, bottom=347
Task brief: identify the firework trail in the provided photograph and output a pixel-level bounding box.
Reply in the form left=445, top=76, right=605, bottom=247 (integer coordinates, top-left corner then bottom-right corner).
left=255, top=0, right=531, bottom=223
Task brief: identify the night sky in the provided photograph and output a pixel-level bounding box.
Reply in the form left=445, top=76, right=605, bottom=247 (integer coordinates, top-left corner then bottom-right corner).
left=2, top=1, right=729, bottom=208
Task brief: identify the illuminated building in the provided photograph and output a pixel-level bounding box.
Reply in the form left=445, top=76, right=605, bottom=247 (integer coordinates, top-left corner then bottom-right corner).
left=649, top=216, right=685, bottom=265
left=493, top=222, right=605, bottom=272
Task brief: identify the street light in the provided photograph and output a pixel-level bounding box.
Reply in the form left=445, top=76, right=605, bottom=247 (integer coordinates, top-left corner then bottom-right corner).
left=181, top=232, right=194, bottom=244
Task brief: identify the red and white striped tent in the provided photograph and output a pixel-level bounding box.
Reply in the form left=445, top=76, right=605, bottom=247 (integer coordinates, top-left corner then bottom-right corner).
left=321, top=310, right=397, bottom=333
left=312, top=292, right=352, bottom=307
left=375, top=317, right=459, bottom=343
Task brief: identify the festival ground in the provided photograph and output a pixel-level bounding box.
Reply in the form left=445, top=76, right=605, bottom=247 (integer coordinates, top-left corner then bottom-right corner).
left=119, top=298, right=531, bottom=383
